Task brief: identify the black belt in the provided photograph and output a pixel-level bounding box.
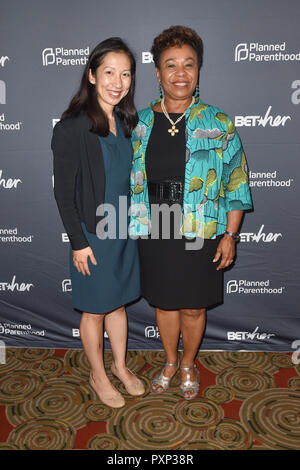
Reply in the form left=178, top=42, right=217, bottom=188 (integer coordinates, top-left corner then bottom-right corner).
left=148, top=180, right=183, bottom=204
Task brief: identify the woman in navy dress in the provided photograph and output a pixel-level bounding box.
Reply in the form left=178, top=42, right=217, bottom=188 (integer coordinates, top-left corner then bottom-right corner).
left=52, top=38, right=144, bottom=408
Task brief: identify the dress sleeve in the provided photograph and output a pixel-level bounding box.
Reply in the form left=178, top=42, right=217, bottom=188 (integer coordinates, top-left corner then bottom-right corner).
left=51, top=121, right=89, bottom=250
left=221, top=117, right=253, bottom=212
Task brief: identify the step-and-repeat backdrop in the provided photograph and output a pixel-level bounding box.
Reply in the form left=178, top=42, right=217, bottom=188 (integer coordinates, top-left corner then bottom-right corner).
left=1, top=0, right=299, bottom=351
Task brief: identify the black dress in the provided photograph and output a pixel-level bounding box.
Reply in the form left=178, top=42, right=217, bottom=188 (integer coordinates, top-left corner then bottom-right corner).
left=138, top=111, right=224, bottom=310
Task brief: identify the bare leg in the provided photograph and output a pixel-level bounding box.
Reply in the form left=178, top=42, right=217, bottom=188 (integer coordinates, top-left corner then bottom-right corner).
left=79, top=311, right=121, bottom=400
left=104, top=306, right=143, bottom=391
left=180, top=308, right=206, bottom=382
left=155, top=307, right=181, bottom=379
left=104, top=306, right=128, bottom=369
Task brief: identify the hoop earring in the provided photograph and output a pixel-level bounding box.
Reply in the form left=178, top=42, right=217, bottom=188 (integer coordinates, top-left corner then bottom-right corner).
left=159, top=83, right=163, bottom=99
left=193, top=84, right=199, bottom=97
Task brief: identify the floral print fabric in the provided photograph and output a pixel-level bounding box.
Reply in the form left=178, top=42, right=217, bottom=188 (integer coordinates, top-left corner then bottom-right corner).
left=129, top=97, right=253, bottom=238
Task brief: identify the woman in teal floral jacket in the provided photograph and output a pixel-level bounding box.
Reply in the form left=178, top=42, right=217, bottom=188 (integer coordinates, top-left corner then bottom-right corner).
left=130, top=98, right=252, bottom=238
left=130, top=25, right=253, bottom=400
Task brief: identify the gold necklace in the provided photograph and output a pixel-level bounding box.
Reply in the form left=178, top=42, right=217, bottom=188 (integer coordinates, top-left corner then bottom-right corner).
left=161, top=96, right=195, bottom=136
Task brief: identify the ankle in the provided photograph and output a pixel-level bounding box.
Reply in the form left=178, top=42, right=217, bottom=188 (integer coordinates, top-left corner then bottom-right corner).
left=91, top=370, right=108, bottom=382
left=111, top=361, right=126, bottom=372
left=165, top=356, right=179, bottom=366
left=180, top=358, right=195, bottom=368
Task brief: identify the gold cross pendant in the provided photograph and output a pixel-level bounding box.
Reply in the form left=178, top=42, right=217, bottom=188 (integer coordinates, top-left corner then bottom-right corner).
left=168, top=125, right=179, bottom=136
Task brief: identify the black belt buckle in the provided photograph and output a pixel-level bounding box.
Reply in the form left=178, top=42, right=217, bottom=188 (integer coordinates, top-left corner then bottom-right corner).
left=148, top=180, right=183, bottom=204
left=169, top=181, right=182, bottom=203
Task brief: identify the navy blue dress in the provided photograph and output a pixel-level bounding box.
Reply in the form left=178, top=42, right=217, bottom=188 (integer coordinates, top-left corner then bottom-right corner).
left=69, top=115, right=141, bottom=314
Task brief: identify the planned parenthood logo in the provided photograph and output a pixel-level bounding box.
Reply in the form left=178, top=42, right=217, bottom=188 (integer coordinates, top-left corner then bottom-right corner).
left=0, top=227, right=34, bottom=243
left=227, top=279, right=285, bottom=295
left=42, top=47, right=89, bottom=66
left=235, top=42, right=300, bottom=62
left=0, top=114, right=23, bottom=131
left=62, top=279, right=72, bottom=292
left=0, top=56, right=9, bottom=67
left=145, top=326, right=160, bottom=339
left=0, top=86, right=23, bottom=130
left=249, top=171, right=293, bottom=189
left=0, top=322, right=45, bottom=337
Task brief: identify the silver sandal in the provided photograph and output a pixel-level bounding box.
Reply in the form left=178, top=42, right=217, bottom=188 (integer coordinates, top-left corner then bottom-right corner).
left=151, top=359, right=180, bottom=393
left=180, top=364, right=200, bottom=400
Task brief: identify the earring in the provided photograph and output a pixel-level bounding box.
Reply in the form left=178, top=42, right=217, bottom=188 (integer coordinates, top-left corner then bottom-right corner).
left=158, top=83, right=163, bottom=99
left=193, top=84, right=199, bottom=97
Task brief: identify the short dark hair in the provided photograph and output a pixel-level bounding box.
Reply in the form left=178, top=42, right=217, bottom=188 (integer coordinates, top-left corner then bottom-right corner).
left=151, top=25, right=203, bottom=70
left=61, top=37, right=138, bottom=137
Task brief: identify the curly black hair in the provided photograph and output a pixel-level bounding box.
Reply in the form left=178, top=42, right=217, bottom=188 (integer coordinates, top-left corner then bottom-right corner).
left=151, top=25, right=203, bottom=69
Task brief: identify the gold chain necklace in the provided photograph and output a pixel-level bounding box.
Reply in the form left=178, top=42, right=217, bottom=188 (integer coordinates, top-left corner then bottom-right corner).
left=161, top=96, right=195, bottom=136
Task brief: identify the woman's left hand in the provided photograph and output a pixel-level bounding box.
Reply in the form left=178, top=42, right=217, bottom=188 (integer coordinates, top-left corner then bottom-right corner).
left=213, top=235, right=236, bottom=270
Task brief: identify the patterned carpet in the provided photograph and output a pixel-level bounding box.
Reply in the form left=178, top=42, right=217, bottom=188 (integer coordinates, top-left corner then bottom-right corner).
left=0, top=348, right=299, bottom=450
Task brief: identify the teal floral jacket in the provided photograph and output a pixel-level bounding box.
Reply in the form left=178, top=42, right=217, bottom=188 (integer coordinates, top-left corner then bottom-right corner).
left=129, top=97, right=253, bottom=238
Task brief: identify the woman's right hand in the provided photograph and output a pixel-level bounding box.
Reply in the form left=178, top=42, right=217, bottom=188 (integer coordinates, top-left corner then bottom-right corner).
left=72, top=246, right=97, bottom=276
